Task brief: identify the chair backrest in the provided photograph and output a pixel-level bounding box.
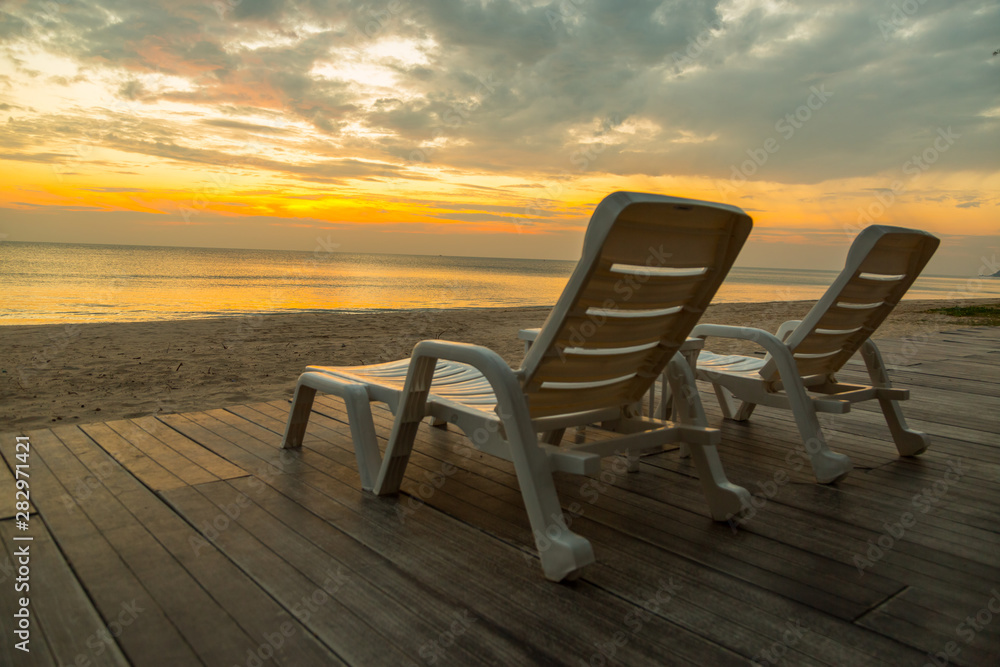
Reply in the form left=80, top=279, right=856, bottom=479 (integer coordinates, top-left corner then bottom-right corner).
left=519, top=192, right=752, bottom=419
left=759, top=225, right=940, bottom=382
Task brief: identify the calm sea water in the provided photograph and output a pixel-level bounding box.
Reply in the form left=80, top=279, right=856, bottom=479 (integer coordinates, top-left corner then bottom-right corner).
left=2, top=242, right=998, bottom=325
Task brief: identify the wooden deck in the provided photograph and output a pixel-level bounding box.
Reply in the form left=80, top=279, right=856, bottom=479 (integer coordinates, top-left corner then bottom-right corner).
left=2, top=327, right=998, bottom=666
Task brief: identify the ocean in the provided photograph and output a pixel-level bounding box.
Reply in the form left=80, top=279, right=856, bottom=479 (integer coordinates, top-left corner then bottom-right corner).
left=2, top=241, right=998, bottom=325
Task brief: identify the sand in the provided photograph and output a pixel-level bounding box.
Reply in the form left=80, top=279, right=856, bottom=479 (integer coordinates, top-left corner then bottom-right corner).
left=1, top=298, right=995, bottom=431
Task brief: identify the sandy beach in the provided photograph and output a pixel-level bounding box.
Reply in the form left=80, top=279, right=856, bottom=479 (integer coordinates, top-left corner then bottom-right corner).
left=1, top=298, right=995, bottom=431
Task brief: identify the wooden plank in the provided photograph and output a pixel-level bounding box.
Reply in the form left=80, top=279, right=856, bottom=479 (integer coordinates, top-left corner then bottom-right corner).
left=242, top=402, right=884, bottom=656
left=17, top=428, right=200, bottom=665
left=129, top=415, right=249, bottom=480
left=183, top=478, right=513, bottom=666
left=101, top=419, right=220, bottom=487
left=158, top=412, right=285, bottom=480
left=857, top=602, right=1000, bottom=666
left=162, top=481, right=471, bottom=666
left=76, top=422, right=189, bottom=492
left=54, top=423, right=344, bottom=667
left=0, top=520, right=128, bottom=667
left=856, top=587, right=1000, bottom=659
left=41, top=425, right=280, bottom=665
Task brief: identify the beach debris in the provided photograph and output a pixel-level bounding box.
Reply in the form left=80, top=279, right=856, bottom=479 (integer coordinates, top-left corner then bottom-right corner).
left=175, top=362, right=184, bottom=372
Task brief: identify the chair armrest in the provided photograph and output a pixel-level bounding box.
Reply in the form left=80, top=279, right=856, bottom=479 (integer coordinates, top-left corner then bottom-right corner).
left=518, top=328, right=541, bottom=354
left=679, top=337, right=704, bottom=352
left=775, top=320, right=802, bottom=342
left=410, top=339, right=532, bottom=429
left=691, top=324, right=802, bottom=385
left=692, top=323, right=788, bottom=354
left=518, top=328, right=541, bottom=342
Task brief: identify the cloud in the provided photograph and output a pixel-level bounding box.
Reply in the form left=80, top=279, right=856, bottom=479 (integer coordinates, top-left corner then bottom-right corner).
left=957, top=201, right=981, bottom=208
left=0, top=151, right=72, bottom=162
left=0, top=0, right=997, bottom=189
left=200, top=118, right=293, bottom=134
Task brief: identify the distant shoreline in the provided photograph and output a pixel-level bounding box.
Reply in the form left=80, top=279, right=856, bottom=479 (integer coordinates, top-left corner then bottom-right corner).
left=1, top=297, right=995, bottom=432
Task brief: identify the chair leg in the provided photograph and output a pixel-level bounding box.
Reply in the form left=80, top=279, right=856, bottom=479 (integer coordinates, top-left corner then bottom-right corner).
left=666, top=357, right=751, bottom=519
left=342, top=387, right=384, bottom=492
left=784, top=383, right=853, bottom=484
left=712, top=383, right=740, bottom=420
left=861, top=340, right=930, bottom=456
left=540, top=428, right=566, bottom=446
left=374, top=356, right=438, bottom=495
left=734, top=401, right=757, bottom=421
left=283, top=381, right=317, bottom=449
left=516, top=448, right=595, bottom=581
left=625, top=449, right=641, bottom=472
left=283, top=374, right=384, bottom=490
left=502, top=422, right=594, bottom=581
left=877, top=397, right=929, bottom=456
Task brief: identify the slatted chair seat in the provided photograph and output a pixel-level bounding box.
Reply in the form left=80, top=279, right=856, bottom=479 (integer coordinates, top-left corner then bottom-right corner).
left=305, top=359, right=499, bottom=413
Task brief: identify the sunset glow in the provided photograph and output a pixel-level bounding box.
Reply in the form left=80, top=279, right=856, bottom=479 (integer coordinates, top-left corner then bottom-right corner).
left=1, top=0, right=998, bottom=273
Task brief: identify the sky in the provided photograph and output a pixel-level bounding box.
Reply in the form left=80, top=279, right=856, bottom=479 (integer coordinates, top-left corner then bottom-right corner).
left=0, top=0, right=998, bottom=275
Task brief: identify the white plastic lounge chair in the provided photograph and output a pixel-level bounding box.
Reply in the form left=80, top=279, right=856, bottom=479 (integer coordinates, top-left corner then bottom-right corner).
left=283, top=192, right=753, bottom=581
left=692, top=225, right=940, bottom=484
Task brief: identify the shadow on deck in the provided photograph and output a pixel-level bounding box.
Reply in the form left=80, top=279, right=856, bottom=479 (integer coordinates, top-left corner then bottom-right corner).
left=2, top=328, right=998, bottom=666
